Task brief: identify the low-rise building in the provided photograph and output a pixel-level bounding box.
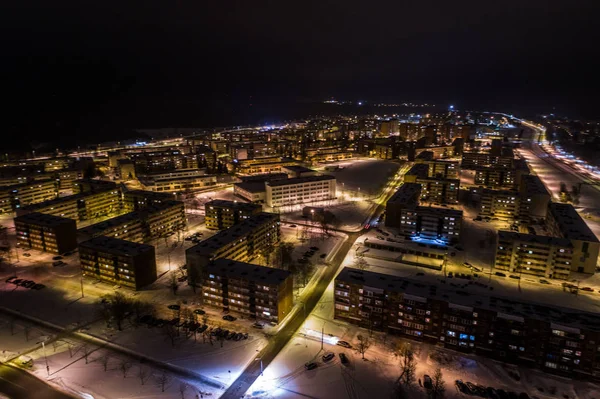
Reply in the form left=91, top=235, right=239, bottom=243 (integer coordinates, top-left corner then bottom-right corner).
left=139, top=172, right=217, bottom=193
left=186, top=212, right=280, bottom=277
left=385, top=183, right=422, bottom=228
left=201, top=258, right=293, bottom=323
left=79, top=236, right=157, bottom=290
left=233, top=182, right=267, bottom=203
left=333, top=267, right=600, bottom=377
left=280, top=165, right=317, bottom=178
left=205, top=200, right=263, bottom=230
left=400, top=206, right=463, bottom=245
left=15, top=212, right=77, bottom=254
left=265, top=175, right=336, bottom=208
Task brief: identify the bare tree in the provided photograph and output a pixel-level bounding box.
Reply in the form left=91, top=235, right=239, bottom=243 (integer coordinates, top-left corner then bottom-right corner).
left=23, top=325, right=32, bottom=341
left=100, top=354, right=110, bottom=371
left=101, top=292, right=134, bottom=331
left=130, top=300, right=155, bottom=328
left=170, top=273, right=179, bottom=295
left=82, top=344, right=91, bottom=364
left=356, top=334, right=371, bottom=360
left=179, top=382, right=188, bottom=398
left=120, top=360, right=132, bottom=378
left=162, top=324, right=179, bottom=347
left=138, top=366, right=150, bottom=385
left=155, top=371, right=171, bottom=392
left=398, top=344, right=416, bottom=386
left=429, top=367, right=445, bottom=399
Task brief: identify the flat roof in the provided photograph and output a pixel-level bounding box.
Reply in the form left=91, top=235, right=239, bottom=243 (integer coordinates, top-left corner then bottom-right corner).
left=497, top=230, right=572, bottom=247
left=79, top=236, right=154, bottom=257
left=405, top=164, right=429, bottom=178
left=387, top=183, right=421, bottom=206
left=548, top=202, right=599, bottom=242
left=124, top=190, right=174, bottom=200
left=281, top=165, right=316, bottom=173
left=336, top=267, right=600, bottom=332
left=521, top=174, right=550, bottom=196
left=14, top=212, right=75, bottom=227
left=206, top=199, right=262, bottom=211
left=266, top=175, right=335, bottom=187
left=234, top=182, right=267, bottom=193
left=207, top=258, right=291, bottom=286
left=187, top=212, right=279, bottom=256
left=0, top=178, right=56, bottom=192
left=20, top=188, right=116, bottom=211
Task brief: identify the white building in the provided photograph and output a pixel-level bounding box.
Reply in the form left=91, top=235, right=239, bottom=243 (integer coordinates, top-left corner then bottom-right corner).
left=265, top=175, right=336, bottom=207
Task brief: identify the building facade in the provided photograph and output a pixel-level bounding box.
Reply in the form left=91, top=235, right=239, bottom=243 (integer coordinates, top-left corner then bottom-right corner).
left=15, top=212, right=78, bottom=254
left=79, top=236, right=157, bottom=290
left=205, top=200, right=263, bottom=230
left=265, top=175, right=336, bottom=208
left=0, top=179, right=58, bottom=214
left=201, top=258, right=293, bottom=323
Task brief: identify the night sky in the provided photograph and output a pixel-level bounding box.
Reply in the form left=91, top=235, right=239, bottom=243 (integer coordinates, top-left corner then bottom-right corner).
left=1, top=1, right=599, bottom=148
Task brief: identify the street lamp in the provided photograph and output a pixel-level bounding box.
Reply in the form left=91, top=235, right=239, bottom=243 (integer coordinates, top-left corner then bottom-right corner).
left=255, top=357, right=263, bottom=376
left=36, top=338, right=50, bottom=376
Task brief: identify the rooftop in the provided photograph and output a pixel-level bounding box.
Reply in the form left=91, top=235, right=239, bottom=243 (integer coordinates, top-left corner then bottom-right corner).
left=207, top=258, right=291, bottom=286
left=0, top=178, right=56, bottom=192
left=497, top=230, right=572, bottom=247
left=387, top=183, right=421, bottom=206
left=234, top=181, right=267, bottom=193
left=266, top=175, right=335, bottom=187
left=14, top=212, right=76, bottom=227
left=405, top=163, right=429, bottom=178
left=520, top=174, right=550, bottom=196
left=548, top=202, right=599, bottom=242
left=187, top=212, right=279, bottom=256
left=20, top=188, right=116, bottom=211
left=79, top=236, right=154, bottom=257
left=205, top=199, right=262, bottom=211
left=280, top=165, right=316, bottom=174
left=336, top=267, right=600, bottom=332
left=238, top=173, right=289, bottom=183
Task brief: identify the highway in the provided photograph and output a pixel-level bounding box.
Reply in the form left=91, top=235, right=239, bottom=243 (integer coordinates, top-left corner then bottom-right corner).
left=0, top=363, right=75, bottom=399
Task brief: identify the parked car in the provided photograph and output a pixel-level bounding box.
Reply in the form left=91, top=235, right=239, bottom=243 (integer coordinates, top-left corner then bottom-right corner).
left=581, top=287, right=593, bottom=292
left=336, top=340, right=352, bottom=348
left=539, top=279, right=550, bottom=284
left=304, top=362, right=318, bottom=370
left=5, top=276, right=17, bottom=283
left=52, top=256, right=63, bottom=261
left=52, top=261, right=65, bottom=267
left=289, top=224, right=296, bottom=228
left=252, top=322, right=265, bottom=329
left=495, top=272, right=506, bottom=277
left=322, top=352, right=335, bottom=362
left=320, top=254, right=327, bottom=258
left=167, top=304, right=180, bottom=310
left=423, top=374, right=432, bottom=389
left=455, top=380, right=470, bottom=394
left=193, top=309, right=206, bottom=315
left=223, top=315, right=237, bottom=321
left=339, top=353, right=349, bottom=364
left=509, top=275, right=521, bottom=280
left=310, top=247, right=319, bottom=251
left=22, top=253, right=31, bottom=257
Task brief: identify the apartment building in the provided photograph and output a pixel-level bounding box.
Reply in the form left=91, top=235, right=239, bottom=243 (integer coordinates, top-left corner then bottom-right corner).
left=334, top=267, right=600, bottom=377
left=461, top=149, right=514, bottom=170
left=15, top=212, right=77, bottom=254
left=16, top=187, right=122, bottom=222
left=205, top=200, right=262, bottom=230
left=128, top=150, right=198, bottom=173
left=186, top=212, right=280, bottom=276
left=122, top=190, right=174, bottom=212
left=546, top=203, right=600, bottom=274
left=416, top=159, right=460, bottom=179
left=495, top=231, right=574, bottom=279
left=201, top=258, right=293, bottom=323
left=473, top=166, right=517, bottom=188
left=237, top=158, right=300, bottom=175
left=79, top=236, right=157, bottom=290
left=479, top=188, right=520, bottom=219
left=72, top=179, right=118, bottom=194
left=139, top=172, right=217, bottom=193
left=280, top=165, right=317, bottom=178
left=400, top=206, right=463, bottom=245
left=233, top=182, right=267, bottom=203
left=0, top=179, right=58, bottom=214
left=518, top=175, right=551, bottom=222
left=265, top=175, right=336, bottom=207
left=78, top=201, right=186, bottom=243
left=404, top=164, right=459, bottom=204
left=385, top=183, right=422, bottom=228
left=56, top=169, right=81, bottom=190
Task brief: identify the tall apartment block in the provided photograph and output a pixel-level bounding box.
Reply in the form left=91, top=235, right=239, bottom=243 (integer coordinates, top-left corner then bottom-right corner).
left=385, top=183, right=463, bottom=244
left=518, top=175, right=551, bottom=222
left=265, top=175, right=336, bottom=207
left=546, top=203, right=600, bottom=274
left=334, top=267, right=600, bottom=377
left=72, top=179, right=118, bottom=194
left=415, top=159, right=460, bottom=179
left=478, top=188, right=520, bottom=219
left=473, top=166, right=517, bottom=188
left=0, top=179, right=58, bottom=214
left=202, top=258, right=293, bottom=323
left=205, top=200, right=262, bottom=230
left=122, top=190, right=174, bottom=212
left=494, top=231, right=574, bottom=279
left=15, top=212, right=77, bottom=254
left=186, top=212, right=280, bottom=280
left=461, top=148, right=514, bottom=170
left=404, top=164, right=459, bottom=204
left=79, top=236, right=157, bottom=290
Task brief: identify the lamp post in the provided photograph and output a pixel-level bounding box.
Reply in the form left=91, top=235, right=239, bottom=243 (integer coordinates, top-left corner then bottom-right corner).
left=255, top=357, right=263, bottom=376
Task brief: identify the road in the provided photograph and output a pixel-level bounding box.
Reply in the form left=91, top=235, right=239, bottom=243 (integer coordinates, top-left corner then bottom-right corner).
left=221, top=164, right=404, bottom=399
left=0, top=363, right=75, bottom=399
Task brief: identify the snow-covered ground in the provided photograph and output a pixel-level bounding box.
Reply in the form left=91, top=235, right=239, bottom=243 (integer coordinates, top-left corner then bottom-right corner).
left=243, top=235, right=600, bottom=399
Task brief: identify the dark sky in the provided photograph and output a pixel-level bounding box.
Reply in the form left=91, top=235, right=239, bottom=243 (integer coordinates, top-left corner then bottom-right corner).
left=1, top=1, right=599, bottom=147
